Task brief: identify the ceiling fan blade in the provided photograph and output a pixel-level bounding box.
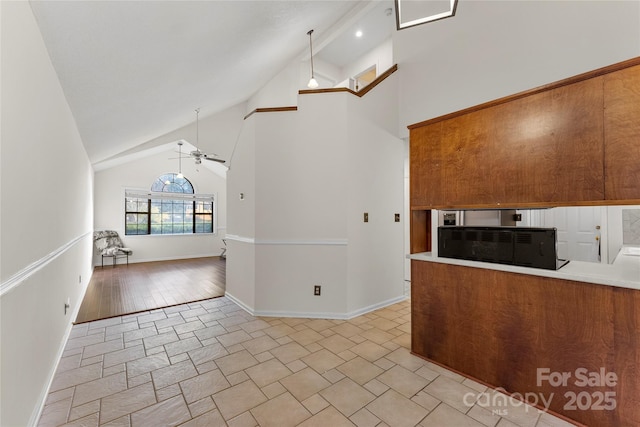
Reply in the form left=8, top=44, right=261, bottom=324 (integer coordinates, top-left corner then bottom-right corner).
left=204, top=157, right=226, bottom=164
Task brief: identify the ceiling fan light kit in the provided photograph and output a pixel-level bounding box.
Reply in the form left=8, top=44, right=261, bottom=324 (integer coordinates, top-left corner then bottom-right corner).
left=179, top=108, right=226, bottom=167
left=168, top=109, right=226, bottom=175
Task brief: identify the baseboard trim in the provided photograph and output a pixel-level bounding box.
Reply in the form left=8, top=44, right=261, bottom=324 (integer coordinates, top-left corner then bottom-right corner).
left=93, top=252, right=222, bottom=267
left=225, top=293, right=408, bottom=320
left=345, top=295, right=409, bottom=319
left=224, top=292, right=255, bottom=315
left=30, top=275, right=89, bottom=427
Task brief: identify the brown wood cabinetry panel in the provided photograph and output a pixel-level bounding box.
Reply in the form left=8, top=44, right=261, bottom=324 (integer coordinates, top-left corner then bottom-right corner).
left=612, top=288, right=640, bottom=426
left=410, top=210, right=431, bottom=253
left=410, top=261, right=640, bottom=426
left=410, top=123, right=443, bottom=208
left=410, top=78, right=605, bottom=208
left=604, top=65, right=640, bottom=201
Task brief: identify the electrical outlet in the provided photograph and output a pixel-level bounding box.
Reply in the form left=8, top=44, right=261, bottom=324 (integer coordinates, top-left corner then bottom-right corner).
left=314, top=285, right=321, bottom=296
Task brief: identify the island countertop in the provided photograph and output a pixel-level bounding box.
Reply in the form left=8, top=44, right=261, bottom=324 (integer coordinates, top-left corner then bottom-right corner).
left=408, top=250, right=640, bottom=291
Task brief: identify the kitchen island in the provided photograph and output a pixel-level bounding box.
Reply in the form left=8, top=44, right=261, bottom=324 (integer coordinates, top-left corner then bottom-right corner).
left=408, top=254, right=640, bottom=426
left=407, top=56, right=640, bottom=427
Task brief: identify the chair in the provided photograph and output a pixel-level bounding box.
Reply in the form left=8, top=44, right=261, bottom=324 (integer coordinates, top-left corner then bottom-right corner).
left=93, top=230, right=133, bottom=267
left=220, top=238, right=227, bottom=259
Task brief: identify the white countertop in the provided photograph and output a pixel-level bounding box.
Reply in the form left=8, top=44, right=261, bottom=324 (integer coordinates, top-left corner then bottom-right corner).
left=408, top=251, right=640, bottom=291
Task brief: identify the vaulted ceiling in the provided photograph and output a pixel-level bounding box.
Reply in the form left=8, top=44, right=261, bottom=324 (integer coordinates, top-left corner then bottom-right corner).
left=30, top=0, right=401, bottom=164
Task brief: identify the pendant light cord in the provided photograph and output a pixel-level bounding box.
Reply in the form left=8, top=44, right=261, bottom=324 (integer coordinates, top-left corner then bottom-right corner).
left=307, top=29, right=315, bottom=79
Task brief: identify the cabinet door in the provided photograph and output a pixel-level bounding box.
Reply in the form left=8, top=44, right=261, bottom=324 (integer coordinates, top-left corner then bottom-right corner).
left=444, top=77, right=605, bottom=206
left=605, top=64, right=640, bottom=201
left=410, top=123, right=444, bottom=207
left=410, top=77, right=605, bottom=208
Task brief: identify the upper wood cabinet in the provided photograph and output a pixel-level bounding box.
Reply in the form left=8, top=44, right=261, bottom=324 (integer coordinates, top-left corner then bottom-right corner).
left=604, top=64, right=640, bottom=202
left=410, top=77, right=605, bottom=209
left=410, top=57, right=640, bottom=210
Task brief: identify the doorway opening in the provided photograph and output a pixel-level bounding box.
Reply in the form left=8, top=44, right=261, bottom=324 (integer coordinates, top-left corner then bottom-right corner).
left=353, top=65, right=377, bottom=92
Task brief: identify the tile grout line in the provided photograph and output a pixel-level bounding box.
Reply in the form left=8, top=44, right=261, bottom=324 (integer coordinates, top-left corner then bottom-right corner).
left=37, top=297, right=572, bottom=427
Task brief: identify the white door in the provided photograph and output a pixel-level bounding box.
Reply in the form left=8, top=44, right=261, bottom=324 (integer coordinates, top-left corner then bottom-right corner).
left=543, top=207, right=602, bottom=263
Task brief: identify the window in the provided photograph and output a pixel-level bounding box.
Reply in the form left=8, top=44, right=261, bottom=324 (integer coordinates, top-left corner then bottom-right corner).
left=125, top=173, right=215, bottom=235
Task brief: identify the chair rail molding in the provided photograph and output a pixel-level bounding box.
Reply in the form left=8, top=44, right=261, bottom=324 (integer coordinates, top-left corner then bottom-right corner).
left=224, top=234, right=347, bottom=246
left=0, top=231, right=93, bottom=297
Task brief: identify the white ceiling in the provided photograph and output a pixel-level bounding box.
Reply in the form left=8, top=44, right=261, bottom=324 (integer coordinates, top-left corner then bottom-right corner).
left=30, top=0, right=389, bottom=164
left=316, top=1, right=395, bottom=68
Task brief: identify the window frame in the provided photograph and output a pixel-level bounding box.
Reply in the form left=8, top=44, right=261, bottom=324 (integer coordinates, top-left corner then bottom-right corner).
left=124, top=183, right=216, bottom=236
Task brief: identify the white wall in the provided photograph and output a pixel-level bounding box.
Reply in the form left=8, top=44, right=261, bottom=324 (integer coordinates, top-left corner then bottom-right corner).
left=253, top=95, right=350, bottom=315
left=246, top=60, right=302, bottom=114
left=0, top=2, right=94, bottom=425
left=311, top=57, right=344, bottom=88
left=341, top=37, right=393, bottom=85
left=225, top=116, right=257, bottom=309
left=255, top=96, right=348, bottom=241
left=228, top=100, right=351, bottom=315
left=228, top=75, right=405, bottom=318
left=394, top=0, right=640, bottom=137
left=346, top=73, right=404, bottom=312
left=93, top=149, right=227, bottom=265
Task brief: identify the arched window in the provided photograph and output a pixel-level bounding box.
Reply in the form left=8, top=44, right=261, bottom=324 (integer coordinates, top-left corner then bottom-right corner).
left=151, top=173, right=194, bottom=194
left=125, top=173, right=215, bottom=235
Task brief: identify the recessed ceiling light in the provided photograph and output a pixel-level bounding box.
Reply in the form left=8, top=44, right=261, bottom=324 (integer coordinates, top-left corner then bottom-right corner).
left=355, top=30, right=363, bottom=38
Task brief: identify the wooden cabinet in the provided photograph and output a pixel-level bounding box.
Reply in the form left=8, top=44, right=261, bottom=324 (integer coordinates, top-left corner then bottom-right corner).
left=604, top=64, right=640, bottom=201
left=408, top=57, right=640, bottom=427
left=410, top=56, right=640, bottom=210
left=410, top=78, right=605, bottom=209
left=411, top=261, right=640, bottom=427
left=410, top=124, right=443, bottom=208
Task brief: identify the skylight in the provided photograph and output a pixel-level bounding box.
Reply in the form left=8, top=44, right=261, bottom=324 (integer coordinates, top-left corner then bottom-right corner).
left=395, top=0, right=458, bottom=30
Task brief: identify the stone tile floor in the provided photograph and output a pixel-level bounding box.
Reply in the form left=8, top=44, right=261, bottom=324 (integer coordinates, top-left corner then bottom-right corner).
left=37, top=297, right=575, bottom=427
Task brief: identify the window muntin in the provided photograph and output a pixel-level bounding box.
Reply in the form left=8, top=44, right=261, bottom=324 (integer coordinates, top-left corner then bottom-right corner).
left=125, top=174, right=214, bottom=236
left=151, top=173, right=194, bottom=193
left=125, top=198, right=150, bottom=235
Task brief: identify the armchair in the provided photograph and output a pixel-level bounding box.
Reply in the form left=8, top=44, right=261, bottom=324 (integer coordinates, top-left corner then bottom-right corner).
left=93, top=230, right=133, bottom=267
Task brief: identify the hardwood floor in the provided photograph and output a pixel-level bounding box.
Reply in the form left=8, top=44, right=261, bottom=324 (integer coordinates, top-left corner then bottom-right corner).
left=75, top=257, right=225, bottom=324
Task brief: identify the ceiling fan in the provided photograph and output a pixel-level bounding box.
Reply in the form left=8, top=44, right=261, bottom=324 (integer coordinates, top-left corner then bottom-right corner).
left=187, top=108, right=225, bottom=165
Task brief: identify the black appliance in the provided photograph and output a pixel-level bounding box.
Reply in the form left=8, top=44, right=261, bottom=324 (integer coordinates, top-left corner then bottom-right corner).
left=438, top=226, right=569, bottom=270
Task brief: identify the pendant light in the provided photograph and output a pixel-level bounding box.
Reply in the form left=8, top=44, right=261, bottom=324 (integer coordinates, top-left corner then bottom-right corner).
left=176, top=141, right=184, bottom=179
left=307, top=29, right=318, bottom=89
